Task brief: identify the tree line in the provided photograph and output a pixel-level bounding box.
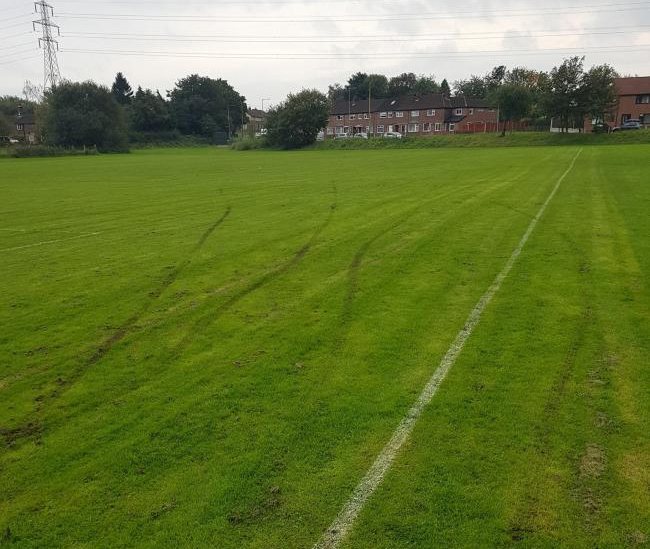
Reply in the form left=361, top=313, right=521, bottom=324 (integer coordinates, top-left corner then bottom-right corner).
left=8, top=72, right=249, bottom=152
left=329, top=57, right=619, bottom=133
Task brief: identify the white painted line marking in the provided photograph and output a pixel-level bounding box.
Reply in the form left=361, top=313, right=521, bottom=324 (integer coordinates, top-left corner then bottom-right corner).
left=0, top=232, right=102, bottom=252
left=313, top=149, right=583, bottom=549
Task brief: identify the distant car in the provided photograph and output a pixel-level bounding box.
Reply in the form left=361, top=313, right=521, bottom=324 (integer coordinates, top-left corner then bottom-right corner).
left=335, top=133, right=351, bottom=139
left=613, top=120, right=642, bottom=132
left=591, top=123, right=610, bottom=134
left=353, top=133, right=368, bottom=139
left=254, top=129, right=267, bottom=138
left=316, top=131, right=325, bottom=142
left=0, top=136, right=18, bottom=146
left=383, top=132, right=402, bottom=139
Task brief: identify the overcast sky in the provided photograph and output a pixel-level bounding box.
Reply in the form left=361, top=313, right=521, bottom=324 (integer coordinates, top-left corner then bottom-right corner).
left=1, top=0, right=649, bottom=109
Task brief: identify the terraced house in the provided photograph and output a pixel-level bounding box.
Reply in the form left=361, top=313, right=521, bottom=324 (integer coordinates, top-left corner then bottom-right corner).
left=326, top=93, right=498, bottom=138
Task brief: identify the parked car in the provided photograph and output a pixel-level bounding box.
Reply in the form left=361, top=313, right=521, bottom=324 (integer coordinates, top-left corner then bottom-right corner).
left=0, top=136, right=18, bottom=146
left=613, top=120, right=642, bottom=132
left=316, top=131, right=325, bottom=142
left=353, top=132, right=368, bottom=139
left=383, top=132, right=403, bottom=139
left=335, top=133, right=352, bottom=139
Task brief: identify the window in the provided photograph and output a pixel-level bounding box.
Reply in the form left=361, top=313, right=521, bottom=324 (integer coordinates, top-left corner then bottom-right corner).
left=364, top=113, right=369, bottom=119
left=455, top=109, right=463, bottom=115
left=469, top=108, right=474, bottom=115
left=336, top=115, right=344, bottom=121
left=380, top=112, right=387, bottom=118
left=449, top=123, right=456, bottom=132
left=636, top=94, right=650, bottom=104
left=388, top=112, right=394, bottom=118
left=336, top=126, right=344, bottom=134
left=344, top=126, right=350, bottom=134
left=377, top=125, right=385, bottom=133
left=434, top=123, right=441, bottom=132
left=396, top=111, right=404, bottom=118
left=16, top=124, right=24, bottom=131
left=408, top=123, right=419, bottom=133
left=350, top=114, right=356, bottom=120
left=427, top=109, right=435, bottom=116
left=423, top=123, right=431, bottom=132
left=327, top=127, right=334, bottom=135
left=411, top=110, right=420, bottom=117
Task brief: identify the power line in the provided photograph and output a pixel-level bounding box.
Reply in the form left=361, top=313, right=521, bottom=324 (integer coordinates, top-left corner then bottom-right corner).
left=60, top=23, right=650, bottom=41
left=61, top=26, right=650, bottom=44
left=0, top=54, right=42, bottom=67
left=54, top=3, right=650, bottom=23
left=60, top=43, right=650, bottom=61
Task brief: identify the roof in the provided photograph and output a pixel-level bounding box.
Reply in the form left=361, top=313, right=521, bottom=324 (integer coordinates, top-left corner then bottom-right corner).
left=330, top=98, right=385, bottom=115
left=248, top=108, right=267, bottom=118
left=14, top=113, right=36, bottom=125
left=615, top=76, right=650, bottom=95
left=330, top=94, right=491, bottom=115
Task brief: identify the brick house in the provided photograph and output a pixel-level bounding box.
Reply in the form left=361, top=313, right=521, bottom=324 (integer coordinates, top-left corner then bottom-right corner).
left=325, top=93, right=497, bottom=138
left=585, top=76, right=650, bottom=131
left=13, top=106, right=37, bottom=143
left=243, top=108, right=267, bottom=134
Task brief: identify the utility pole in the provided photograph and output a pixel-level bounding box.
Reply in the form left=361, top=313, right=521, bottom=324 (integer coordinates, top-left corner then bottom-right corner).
left=33, top=1, right=61, bottom=91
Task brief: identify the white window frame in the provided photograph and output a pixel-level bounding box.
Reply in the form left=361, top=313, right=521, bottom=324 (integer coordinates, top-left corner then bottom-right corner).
left=407, top=123, right=419, bottom=133
left=336, top=115, right=344, bottom=121
left=423, top=123, right=431, bottom=132
left=327, top=127, right=334, bottom=135
left=16, top=124, right=24, bottom=131
left=396, top=111, right=404, bottom=118
left=344, top=126, right=350, bottom=134
left=455, top=109, right=463, bottom=116
left=350, top=114, right=356, bottom=120
left=449, top=123, right=456, bottom=132
left=411, top=110, right=420, bottom=117
left=377, top=125, right=385, bottom=133
left=336, top=126, right=344, bottom=134
left=388, top=112, right=394, bottom=118
left=427, top=109, right=436, bottom=116
left=469, top=108, right=474, bottom=115
left=364, top=113, right=369, bottom=120
left=380, top=112, right=387, bottom=118
left=434, top=122, right=441, bottom=132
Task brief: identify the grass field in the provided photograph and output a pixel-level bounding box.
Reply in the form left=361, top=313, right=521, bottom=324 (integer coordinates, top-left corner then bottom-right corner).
left=1, top=145, right=649, bottom=548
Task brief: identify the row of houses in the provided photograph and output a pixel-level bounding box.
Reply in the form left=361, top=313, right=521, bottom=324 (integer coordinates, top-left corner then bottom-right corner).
left=325, top=94, right=498, bottom=138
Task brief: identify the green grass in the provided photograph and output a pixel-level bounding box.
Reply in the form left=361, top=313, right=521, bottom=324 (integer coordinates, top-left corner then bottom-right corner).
left=1, top=146, right=649, bottom=548
left=311, top=130, right=650, bottom=150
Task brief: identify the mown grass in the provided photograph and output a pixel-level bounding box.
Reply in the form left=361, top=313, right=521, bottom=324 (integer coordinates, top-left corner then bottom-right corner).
left=311, top=130, right=650, bottom=150
left=0, top=146, right=648, bottom=548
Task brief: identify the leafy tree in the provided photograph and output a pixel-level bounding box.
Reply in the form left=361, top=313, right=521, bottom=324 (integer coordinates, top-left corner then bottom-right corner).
left=541, top=56, right=585, bottom=132
left=440, top=79, right=451, bottom=96
left=582, top=64, right=619, bottom=125
left=485, top=65, right=507, bottom=92
left=495, top=84, right=533, bottom=135
left=454, top=76, right=488, bottom=98
left=328, top=83, right=346, bottom=102
left=266, top=89, right=329, bottom=149
left=388, top=73, right=418, bottom=96
left=0, top=96, right=37, bottom=117
left=111, top=72, right=133, bottom=105
left=41, top=80, right=129, bottom=152
left=130, top=87, right=172, bottom=132
left=0, top=113, right=11, bottom=135
left=412, top=74, right=440, bottom=95
left=169, top=74, right=247, bottom=137
left=344, top=73, right=389, bottom=100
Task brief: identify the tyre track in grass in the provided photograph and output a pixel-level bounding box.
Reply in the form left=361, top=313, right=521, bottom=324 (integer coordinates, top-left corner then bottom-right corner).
left=313, top=149, right=583, bottom=549
left=336, top=159, right=552, bottom=350
left=175, top=192, right=338, bottom=354
left=1, top=207, right=231, bottom=447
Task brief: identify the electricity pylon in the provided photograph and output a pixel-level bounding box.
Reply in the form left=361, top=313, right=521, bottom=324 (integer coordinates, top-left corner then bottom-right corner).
left=33, top=1, right=61, bottom=91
